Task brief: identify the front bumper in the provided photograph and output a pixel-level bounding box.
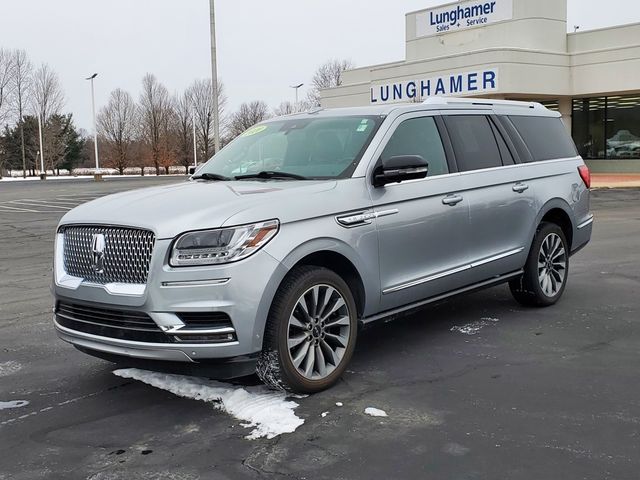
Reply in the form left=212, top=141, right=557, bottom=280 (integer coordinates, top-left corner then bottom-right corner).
left=53, top=236, right=289, bottom=367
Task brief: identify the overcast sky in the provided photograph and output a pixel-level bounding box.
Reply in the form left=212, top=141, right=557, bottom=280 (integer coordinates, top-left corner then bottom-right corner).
left=1, top=0, right=639, bottom=131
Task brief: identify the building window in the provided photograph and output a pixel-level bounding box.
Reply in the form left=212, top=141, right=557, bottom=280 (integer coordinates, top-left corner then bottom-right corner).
left=606, top=95, right=640, bottom=159
left=572, top=95, right=640, bottom=160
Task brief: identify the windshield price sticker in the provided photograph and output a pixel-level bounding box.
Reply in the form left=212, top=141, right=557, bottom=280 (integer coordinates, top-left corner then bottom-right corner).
left=242, top=125, right=268, bottom=137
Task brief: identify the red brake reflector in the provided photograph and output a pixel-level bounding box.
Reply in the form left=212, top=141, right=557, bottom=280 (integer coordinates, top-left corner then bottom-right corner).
left=578, top=165, right=591, bottom=189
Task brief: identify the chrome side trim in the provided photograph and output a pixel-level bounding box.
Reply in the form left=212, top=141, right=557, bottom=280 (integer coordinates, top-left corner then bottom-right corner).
left=160, top=278, right=230, bottom=288
left=470, top=248, right=525, bottom=268
left=577, top=215, right=594, bottom=230
left=383, top=247, right=525, bottom=294
left=336, top=209, right=399, bottom=228
left=365, top=270, right=524, bottom=325
left=383, top=264, right=471, bottom=294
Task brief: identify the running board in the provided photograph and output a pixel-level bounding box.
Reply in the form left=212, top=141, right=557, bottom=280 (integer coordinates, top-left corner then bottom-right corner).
left=361, top=270, right=524, bottom=326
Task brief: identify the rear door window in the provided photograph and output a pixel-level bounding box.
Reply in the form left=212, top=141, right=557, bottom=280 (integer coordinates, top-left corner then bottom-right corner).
left=508, top=116, right=577, bottom=161
left=381, top=116, right=449, bottom=177
left=444, top=116, right=502, bottom=172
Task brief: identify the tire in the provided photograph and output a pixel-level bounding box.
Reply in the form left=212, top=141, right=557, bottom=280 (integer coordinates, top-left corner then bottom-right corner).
left=256, top=266, right=358, bottom=394
left=509, top=222, right=569, bottom=307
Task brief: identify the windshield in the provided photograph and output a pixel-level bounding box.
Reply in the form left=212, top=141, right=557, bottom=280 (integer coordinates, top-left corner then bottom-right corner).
left=195, top=115, right=383, bottom=180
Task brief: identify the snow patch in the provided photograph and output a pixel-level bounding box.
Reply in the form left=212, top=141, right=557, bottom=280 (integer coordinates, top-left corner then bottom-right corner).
left=0, top=400, right=29, bottom=410
left=364, top=407, right=388, bottom=417
left=113, top=369, right=304, bottom=439
left=0, top=361, right=22, bottom=377
left=451, top=317, right=499, bottom=335
left=335, top=402, right=343, bottom=407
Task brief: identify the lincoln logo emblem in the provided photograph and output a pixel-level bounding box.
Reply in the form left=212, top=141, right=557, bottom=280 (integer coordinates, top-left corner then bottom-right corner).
left=91, top=233, right=106, bottom=273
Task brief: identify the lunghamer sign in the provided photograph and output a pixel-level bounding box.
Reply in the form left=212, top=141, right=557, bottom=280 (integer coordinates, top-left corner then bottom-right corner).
left=415, top=0, right=513, bottom=37
left=370, top=69, right=499, bottom=104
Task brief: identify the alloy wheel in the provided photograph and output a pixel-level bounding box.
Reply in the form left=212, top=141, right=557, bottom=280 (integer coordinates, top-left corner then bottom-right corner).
left=537, top=232, right=567, bottom=297
left=286, top=284, right=351, bottom=380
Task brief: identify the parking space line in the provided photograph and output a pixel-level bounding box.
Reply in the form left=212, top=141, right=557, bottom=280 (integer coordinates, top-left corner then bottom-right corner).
left=19, top=199, right=81, bottom=207
left=8, top=200, right=72, bottom=210
left=0, top=204, right=40, bottom=213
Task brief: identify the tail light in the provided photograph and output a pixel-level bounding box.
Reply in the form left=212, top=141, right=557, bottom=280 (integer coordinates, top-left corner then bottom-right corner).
left=578, top=165, right=591, bottom=189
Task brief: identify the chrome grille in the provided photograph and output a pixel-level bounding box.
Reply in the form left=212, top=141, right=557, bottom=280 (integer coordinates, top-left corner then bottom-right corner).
left=62, top=225, right=155, bottom=284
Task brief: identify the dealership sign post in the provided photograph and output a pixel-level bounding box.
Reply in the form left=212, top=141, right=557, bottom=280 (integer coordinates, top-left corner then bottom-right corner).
left=415, top=0, right=513, bottom=37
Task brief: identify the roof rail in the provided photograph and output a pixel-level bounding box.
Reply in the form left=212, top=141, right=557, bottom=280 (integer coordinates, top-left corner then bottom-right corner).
left=422, top=97, right=545, bottom=110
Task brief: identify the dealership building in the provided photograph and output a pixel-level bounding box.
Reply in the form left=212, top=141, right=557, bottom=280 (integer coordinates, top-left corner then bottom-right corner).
left=320, top=0, right=640, bottom=172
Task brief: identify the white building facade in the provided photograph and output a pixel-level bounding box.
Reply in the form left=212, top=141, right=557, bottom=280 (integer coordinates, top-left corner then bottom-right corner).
left=320, top=0, right=640, bottom=172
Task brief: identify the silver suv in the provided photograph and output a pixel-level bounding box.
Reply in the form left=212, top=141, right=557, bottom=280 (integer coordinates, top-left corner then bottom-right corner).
left=52, top=98, right=593, bottom=393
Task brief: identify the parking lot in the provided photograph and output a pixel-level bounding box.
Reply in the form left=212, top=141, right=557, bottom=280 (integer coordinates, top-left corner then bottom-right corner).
left=1, top=178, right=639, bottom=479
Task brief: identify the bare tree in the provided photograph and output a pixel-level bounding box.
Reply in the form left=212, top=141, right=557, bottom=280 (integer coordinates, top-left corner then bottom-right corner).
left=139, top=73, right=173, bottom=175
left=307, top=59, right=354, bottom=106
left=0, top=48, right=15, bottom=127
left=97, top=88, right=137, bottom=175
left=273, top=100, right=309, bottom=117
left=31, top=63, right=65, bottom=123
left=172, top=90, right=194, bottom=173
left=187, top=78, right=227, bottom=162
left=11, top=50, right=32, bottom=177
left=228, top=101, right=271, bottom=139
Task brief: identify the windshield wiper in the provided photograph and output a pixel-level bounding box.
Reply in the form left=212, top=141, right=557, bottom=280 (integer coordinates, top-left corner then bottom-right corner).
left=234, top=171, right=308, bottom=181
left=191, top=173, right=232, bottom=181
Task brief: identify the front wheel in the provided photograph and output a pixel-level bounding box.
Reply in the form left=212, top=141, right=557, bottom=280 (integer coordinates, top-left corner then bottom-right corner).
left=256, top=266, right=358, bottom=394
left=509, top=222, right=569, bottom=307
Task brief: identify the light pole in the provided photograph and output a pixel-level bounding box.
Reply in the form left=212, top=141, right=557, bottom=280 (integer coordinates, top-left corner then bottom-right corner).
left=290, top=83, right=304, bottom=106
left=192, top=108, right=198, bottom=170
left=86, top=73, right=102, bottom=181
left=209, top=0, right=221, bottom=154
left=37, top=111, right=45, bottom=180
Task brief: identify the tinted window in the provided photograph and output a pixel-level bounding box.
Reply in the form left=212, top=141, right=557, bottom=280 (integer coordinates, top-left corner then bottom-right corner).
left=381, top=117, right=448, bottom=177
left=509, top=116, right=577, bottom=161
left=444, top=115, right=502, bottom=172
left=490, top=119, right=515, bottom=165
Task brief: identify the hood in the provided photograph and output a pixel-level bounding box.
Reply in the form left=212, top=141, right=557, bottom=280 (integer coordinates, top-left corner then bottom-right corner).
left=59, top=179, right=338, bottom=239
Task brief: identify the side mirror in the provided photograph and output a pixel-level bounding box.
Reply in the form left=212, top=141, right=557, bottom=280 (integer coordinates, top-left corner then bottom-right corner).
left=373, top=155, right=428, bottom=187
left=188, top=166, right=197, bottom=175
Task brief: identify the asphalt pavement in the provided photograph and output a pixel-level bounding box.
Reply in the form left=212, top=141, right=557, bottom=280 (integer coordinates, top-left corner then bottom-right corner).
left=1, top=178, right=639, bottom=480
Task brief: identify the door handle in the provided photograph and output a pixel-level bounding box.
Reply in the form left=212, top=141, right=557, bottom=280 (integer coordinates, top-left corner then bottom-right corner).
left=513, top=183, right=529, bottom=193
left=442, top=194, right=463, bottom=206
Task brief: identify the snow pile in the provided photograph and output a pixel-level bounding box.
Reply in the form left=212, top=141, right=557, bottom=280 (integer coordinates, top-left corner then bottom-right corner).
left=0, top=400, right=29, bottom=410
left=364, top=407, right=388, bottom=417
left=451, top=317, right=499, bottom=335
left=113, top=369, right=304, bottom=439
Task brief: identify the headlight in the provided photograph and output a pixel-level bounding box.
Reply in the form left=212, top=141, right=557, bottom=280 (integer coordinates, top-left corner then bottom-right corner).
left=170, top=219, right=279, bottom=266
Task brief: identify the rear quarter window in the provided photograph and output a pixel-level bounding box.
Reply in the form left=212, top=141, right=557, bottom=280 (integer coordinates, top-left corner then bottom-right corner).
left=508, top=116, right=577, bottom=161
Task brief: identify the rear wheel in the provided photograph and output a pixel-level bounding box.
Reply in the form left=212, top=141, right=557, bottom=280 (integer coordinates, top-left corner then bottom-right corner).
left=256, top=266, right=358, bottom=393
left=509, top=222, right=569, bottom=307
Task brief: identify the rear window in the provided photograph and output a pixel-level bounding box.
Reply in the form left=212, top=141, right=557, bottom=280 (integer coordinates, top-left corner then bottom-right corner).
left=508, top=116, right=577, bottom=161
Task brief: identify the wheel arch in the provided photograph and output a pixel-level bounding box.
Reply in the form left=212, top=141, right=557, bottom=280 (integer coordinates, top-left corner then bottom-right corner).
left=253, top=238, right=377, bottom=352
left=534, top=199, right=576, bottom=251
left=276, top=238, right=377, bottom=319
